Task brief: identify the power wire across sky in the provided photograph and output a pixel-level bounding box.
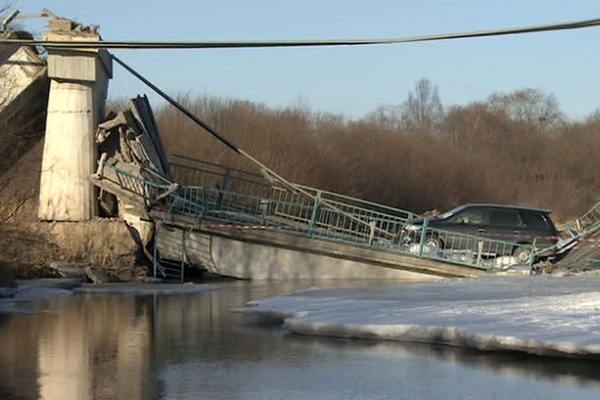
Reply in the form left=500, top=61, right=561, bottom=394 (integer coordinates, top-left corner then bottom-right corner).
left=0, top=17, right=599, bottom=50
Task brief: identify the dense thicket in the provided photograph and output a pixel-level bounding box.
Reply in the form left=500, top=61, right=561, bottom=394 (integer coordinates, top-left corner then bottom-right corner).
left=155, top=81, right=600, bottom=222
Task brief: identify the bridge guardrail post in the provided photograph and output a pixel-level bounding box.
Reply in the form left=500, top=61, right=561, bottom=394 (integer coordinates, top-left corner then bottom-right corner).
left=180, top=229, right=187, bottom=283
left=259, top=199, right=270, bottom=225
left=222, top=168, right=231, bottom=193
left=153, top=222, right=160, bottom=278
left=200, top=177, right=208, bottom=220
left=418, top=218, right=430, bottom=258
left=368, top=220, right=376, bottom=245
left=309, top=190, right=322, bottom=237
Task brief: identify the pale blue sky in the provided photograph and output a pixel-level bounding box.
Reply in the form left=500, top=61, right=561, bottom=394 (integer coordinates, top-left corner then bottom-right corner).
left=14, top=0, right=600, bottom=120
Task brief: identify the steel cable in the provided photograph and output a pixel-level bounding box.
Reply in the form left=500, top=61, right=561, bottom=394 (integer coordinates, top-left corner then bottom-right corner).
left=1, top=17, right=599, bottom=49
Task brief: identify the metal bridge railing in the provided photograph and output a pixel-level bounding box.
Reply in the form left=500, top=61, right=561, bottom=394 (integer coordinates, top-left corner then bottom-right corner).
left=170, top=155, right=276, bottom=198
left=169, top=155, right=416, bottom=221
left=410, top=224, right=534, bottom=270
left=164, top=182, right=414, bottom=244
left=270, top=186, right=410, bottom=245
left=561, top=200, right=600, bottom=239
left=536, top=199, right=600, bottom=266
left=578, top=201, right=600, bottom=231
left=100, top=163, right=173, bottom=202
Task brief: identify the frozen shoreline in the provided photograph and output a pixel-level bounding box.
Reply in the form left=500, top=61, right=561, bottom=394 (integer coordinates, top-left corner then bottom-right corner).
left=0, top=279, right=218, bottom=315
left=239, top=275, right=600, bottom=359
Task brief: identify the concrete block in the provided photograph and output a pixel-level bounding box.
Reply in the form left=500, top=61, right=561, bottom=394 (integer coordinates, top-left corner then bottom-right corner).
left=48, top=19, right=73, bottom=32
left=47, top=51, right=99, bottom=82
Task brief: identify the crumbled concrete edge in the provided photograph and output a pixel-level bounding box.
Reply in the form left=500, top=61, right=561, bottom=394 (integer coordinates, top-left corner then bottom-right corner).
left=73, top=282, right=219, bottom=295
left=0, top=279, right=219, bottom=315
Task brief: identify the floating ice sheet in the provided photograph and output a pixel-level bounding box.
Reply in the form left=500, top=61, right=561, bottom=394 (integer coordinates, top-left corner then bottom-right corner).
left=239, top=275, right=600, bottom=359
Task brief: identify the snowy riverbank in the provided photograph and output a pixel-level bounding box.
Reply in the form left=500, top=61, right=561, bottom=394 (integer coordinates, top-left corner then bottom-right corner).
left=239, top=274, right=600, bottom=359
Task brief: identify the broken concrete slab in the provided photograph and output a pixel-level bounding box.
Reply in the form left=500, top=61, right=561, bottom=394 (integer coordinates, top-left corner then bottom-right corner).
left=85, top=266, right=113, bottom=284
left=49, top=261, right=87, bottom=280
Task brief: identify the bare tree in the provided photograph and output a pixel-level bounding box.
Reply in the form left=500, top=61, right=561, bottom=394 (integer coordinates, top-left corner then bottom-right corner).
left=400, top=78, right=444, bottom=134
left=487, top=88, right=565, bottom=134
left=584, top=108, right=600, bottom=125
left=366, top=104, right=403, bottom=132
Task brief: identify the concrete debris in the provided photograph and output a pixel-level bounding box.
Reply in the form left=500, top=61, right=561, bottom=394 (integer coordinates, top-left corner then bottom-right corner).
left=85, top=266, right=113, bottom=284
left=94, top=96, right=172, bottom=183
left=49, top=261, right=87, bottom=280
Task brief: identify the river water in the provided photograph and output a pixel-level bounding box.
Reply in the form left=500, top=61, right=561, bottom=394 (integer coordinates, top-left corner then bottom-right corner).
left=1, top=279, right=600, bottom=400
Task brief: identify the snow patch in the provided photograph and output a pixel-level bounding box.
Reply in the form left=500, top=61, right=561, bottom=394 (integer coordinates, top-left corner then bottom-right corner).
left=239, top=276, right=600, bottom=359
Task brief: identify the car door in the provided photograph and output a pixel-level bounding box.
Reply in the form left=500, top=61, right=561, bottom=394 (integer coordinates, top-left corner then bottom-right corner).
left=519, top=210, right=555, bottom=249
left=486, top=208, right=523, bottom=244
left=437, top=206, right=487, bottom=249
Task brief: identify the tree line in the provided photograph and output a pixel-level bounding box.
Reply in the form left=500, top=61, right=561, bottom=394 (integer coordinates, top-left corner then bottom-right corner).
left=154, top=79, right=600, bottom=222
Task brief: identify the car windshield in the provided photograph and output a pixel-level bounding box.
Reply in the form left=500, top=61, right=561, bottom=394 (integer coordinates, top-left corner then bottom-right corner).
left=438, top=210, right=454, bottom=219
left=438, top=206, right=465, bottom=220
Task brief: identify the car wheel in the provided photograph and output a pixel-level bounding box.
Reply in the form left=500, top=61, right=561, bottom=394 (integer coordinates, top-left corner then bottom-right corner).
left=425, top=234, right=442, bottom=247
left=423, top=234, right=444, bottom=255
left=513, top=245, right=533, bottom=264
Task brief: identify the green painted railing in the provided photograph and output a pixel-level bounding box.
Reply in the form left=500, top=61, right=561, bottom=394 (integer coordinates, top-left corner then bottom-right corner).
left=561, top=200, right=600, bottom=240
left=414, top=223, right=535, bottom=270
left=102, top=162, right=536, bottom=271
left=538, top=199, right=600, bottom=266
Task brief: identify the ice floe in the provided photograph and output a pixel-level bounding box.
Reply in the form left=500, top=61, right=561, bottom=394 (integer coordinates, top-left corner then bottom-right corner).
left=73, top=282, right=218, bottom=295
left=238, top=275, right=600, bottom=359
left=0, top=279, right=218, bottom=315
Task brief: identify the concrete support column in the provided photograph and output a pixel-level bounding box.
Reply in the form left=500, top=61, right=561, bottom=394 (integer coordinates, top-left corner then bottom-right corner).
left=38, top=19, right=112, bottom=221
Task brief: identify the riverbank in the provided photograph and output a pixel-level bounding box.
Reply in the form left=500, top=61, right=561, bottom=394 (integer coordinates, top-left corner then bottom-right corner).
left=0, top=221, right=146, bottom=280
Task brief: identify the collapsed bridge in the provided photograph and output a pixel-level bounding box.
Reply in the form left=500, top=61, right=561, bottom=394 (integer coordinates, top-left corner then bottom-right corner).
left=88, top=97, right=598, bottom=282
left=1, top=12, right=600, bottom=282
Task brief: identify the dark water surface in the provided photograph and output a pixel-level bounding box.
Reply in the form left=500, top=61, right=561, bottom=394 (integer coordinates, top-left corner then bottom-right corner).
left=1, top=279, right=600, bottom=400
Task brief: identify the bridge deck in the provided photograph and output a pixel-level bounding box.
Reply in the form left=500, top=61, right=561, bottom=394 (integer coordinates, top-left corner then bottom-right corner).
left=153, top=210, right=485, bottom=279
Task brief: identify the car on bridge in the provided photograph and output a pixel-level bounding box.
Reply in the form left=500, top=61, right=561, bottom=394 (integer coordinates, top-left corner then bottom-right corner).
left=401, top=203, right=560, bottom=263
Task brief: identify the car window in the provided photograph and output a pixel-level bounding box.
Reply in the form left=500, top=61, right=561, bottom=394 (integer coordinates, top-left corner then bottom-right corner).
left=489, top=209, right=521, bottom=227
left=520, top=210, right=549, bottom=230
left=449, top=208, right=485, bottom=225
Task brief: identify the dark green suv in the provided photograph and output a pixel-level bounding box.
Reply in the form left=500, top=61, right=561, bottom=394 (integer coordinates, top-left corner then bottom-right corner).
left=402, top=204, right=560, bottom=261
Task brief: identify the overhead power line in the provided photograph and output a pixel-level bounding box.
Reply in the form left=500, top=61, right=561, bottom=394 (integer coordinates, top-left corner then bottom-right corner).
left=0, top=17, right=599, bottom=49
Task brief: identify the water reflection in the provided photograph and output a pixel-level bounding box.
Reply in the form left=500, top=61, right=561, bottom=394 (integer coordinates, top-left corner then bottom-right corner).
left=287, top=336, right=600, bottom=388
left=0, top=280, right=600, bottom=400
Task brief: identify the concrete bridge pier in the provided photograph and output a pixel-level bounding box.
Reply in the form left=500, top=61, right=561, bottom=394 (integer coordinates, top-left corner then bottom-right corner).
left=38, top=18, right=112, bottom=221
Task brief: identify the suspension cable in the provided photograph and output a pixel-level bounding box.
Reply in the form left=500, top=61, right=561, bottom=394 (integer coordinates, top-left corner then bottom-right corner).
left=111, top=54, right=400, bottom=237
